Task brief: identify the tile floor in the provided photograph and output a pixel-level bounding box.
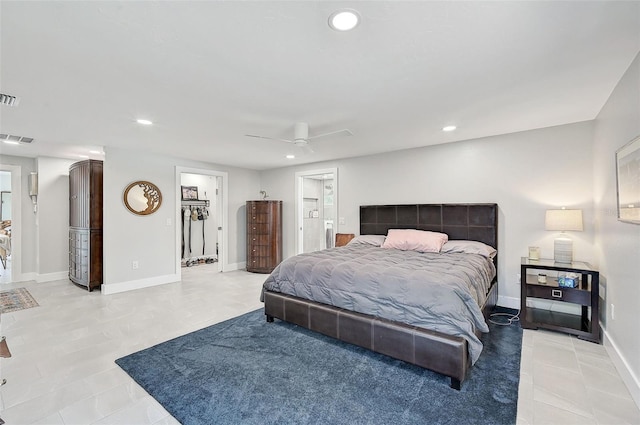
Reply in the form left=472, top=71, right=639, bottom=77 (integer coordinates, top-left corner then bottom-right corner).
left=0, top=266, right=638, bottom=424
left=517, top=327, right=640, bottom=425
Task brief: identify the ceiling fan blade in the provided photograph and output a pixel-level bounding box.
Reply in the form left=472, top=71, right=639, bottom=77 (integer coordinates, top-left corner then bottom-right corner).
left=307, top=128, right=353, bottom=140
left=302, top=143, right=315, bottom=154
left=245, top=134, right=295, bottom=144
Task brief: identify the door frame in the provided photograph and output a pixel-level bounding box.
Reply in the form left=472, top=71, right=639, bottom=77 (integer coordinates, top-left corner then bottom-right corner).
left=175, top=166, right=228, bottom=274
left=294, top=167, right=338, bottom=254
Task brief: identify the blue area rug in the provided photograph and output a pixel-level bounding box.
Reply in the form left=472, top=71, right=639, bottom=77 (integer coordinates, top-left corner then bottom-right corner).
left=116, top=308, right=521, bottom=425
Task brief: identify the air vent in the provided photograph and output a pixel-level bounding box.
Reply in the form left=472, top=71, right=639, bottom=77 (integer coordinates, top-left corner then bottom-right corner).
left=0, top=93, right=19, bottom=107
left=0, top=134, right=34, bottom=143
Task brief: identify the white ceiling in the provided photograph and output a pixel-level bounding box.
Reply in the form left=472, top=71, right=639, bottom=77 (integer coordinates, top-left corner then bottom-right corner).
left=1, top=1, right=639, bottom=170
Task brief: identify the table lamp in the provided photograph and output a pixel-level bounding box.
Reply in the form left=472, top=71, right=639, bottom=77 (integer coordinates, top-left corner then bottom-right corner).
left=545, top=208, right=583, bottom=263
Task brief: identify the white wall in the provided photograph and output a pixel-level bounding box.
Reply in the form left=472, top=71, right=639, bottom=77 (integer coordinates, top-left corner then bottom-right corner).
left=102, top=147, right=260, bottom=293
left=35, top=157, right=76, bottom=277
left=593, top=51, right=640, bottom=405
left=259, top=121, right=596, bottom=308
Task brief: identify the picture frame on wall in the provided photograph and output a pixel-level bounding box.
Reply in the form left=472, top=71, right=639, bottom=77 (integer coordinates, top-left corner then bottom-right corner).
left=181, top=185, right=199, bottom=201
left=616, top=134, right=640, bottom=224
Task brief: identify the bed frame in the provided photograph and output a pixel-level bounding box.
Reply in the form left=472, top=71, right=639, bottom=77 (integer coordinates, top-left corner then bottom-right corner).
left=264, top=203, right=498, bottom=390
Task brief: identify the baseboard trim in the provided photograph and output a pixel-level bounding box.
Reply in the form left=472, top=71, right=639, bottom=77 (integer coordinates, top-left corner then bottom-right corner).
left=13, top=272, right=36, bottom=283
left=102, top=273, right=180, bottom=295
left=603, top=329, right=640, bottom=410
left=498, top=295, right=520, bottom=310
left=36, top=271, right=68, bottom=283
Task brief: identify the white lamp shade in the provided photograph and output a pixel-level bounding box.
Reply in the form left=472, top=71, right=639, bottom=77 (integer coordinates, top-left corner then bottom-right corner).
left=545, top=209, right=583, bottom=232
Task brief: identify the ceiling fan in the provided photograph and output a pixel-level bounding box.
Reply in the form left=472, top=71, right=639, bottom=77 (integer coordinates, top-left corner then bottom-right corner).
left=245, top=122, right=352, bottom=152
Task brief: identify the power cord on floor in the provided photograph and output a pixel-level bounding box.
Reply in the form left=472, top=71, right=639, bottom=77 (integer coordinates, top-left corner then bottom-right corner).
left=489, top=310, right=521, bottom=326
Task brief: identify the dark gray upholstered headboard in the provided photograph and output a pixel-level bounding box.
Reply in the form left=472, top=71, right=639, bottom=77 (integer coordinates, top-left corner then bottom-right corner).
left=360, top=203, right=498, bottom=268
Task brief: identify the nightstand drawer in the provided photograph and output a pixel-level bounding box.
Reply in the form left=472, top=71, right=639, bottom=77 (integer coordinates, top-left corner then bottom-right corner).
left=526, top=284, right=590, bottom=305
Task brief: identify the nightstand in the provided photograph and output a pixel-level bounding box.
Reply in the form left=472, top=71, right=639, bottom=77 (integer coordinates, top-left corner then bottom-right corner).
left=520, top=257, right=600, bottom=343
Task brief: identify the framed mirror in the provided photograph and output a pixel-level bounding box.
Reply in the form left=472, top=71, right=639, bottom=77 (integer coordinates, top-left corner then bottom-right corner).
left=616, top=134, right=640, bottom=224
left=123, top=181, right=162, bottom=215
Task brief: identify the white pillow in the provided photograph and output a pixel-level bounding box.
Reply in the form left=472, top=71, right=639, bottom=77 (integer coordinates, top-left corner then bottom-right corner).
left=441, top=240, right=497, bottom=259
left=347, top=234, right=386, bottom=247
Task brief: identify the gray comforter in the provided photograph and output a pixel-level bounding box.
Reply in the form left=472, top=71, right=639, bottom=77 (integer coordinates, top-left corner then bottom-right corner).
left=262, top=242, right=496, bottom=364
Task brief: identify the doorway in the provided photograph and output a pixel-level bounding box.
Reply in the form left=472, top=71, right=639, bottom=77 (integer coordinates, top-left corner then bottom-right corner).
left=295, top=168, right=338, bottom=254
left=176, top=167, right=228, bottom=275
left=0, top=165, right=21, bottom=283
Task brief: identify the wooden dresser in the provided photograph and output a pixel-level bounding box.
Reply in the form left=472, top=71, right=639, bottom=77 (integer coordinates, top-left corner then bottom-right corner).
left=69, top=160, right=103, bottom=291
left=335, top=233, right=355, bottom=247
left=246, top=200, right=282, bottom=273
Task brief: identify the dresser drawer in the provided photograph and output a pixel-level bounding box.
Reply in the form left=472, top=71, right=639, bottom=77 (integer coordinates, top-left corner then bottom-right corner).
left=248, top=235, right=273, bottom=246
left=526, top=284, right=590, bottom=306
left=248, top=223, right=272, bottom=235
left=248, top=246, right=271, bottom=257
left=248, top=213, right=271, bottom=224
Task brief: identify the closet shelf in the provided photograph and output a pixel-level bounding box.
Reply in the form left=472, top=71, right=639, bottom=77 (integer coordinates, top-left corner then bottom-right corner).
left=182, top=200, right=210, bottom=207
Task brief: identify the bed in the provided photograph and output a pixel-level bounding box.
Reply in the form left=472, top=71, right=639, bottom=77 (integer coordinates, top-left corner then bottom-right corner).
left=262, top=203, right=498, bottom=389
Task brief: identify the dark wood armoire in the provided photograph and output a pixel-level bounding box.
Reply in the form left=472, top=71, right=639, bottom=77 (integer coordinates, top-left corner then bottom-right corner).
left=69, top=160, right=103, bottom=291
left=246, top=200, right=282, bottom=273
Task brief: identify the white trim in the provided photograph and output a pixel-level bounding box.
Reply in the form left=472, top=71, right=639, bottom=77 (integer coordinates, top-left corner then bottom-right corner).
left=175, top=167, right=229, bottom=276
left=0, top=163, right=22, bottom=282
left=36, top=271, right=68, bottom=283
left=603, top=328, right=640, bottom=410
left=294, top=167, right=338, bottom=255
left=101, top=273, right=180, bottom=295
left=498, top=294, right=520, bottom=310
left=13, top=272, right=36, bottom=283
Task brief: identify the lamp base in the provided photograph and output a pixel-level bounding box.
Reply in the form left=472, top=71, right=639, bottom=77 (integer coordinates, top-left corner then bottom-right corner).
left=554, top=237, right=573, bottom=263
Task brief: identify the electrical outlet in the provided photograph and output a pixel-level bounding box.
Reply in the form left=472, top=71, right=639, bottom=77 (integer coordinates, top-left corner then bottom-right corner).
left=611, top=303, right=615, bottom=320
left=516, top=273, right=521, bottom=284
left=132, top=261, right=139, bottom=270
left=166, top=218, right=172, bottom=226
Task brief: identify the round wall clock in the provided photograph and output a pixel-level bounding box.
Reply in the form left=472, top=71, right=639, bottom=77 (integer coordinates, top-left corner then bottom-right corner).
left=123, top=181, right=162, bottom=215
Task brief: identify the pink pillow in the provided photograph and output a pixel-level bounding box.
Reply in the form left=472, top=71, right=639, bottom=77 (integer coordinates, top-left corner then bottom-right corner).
left=382, top=229, right=448, bottom=253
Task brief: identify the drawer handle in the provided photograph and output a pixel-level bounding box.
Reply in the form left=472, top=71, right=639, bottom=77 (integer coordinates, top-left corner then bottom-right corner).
left=552, top=289, right=563, bottom=298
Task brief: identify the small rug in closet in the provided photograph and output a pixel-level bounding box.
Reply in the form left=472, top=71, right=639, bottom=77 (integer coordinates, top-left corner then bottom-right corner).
left=0, top=287, right=39, bottom=314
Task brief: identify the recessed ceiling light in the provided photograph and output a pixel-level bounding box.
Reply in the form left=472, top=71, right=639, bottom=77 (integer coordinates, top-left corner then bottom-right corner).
left=286, top=154, right=295, bottom=159
left=89, top=150, right=103, bottom=155
left=78, top=154, right=89, bottom=158
left=3, top=140, right=20, bottom=145
left=136, top=119, right=153, bottom=125
left=442, top=125, right=457, bottom=132
left=328, top=9, right=360, bottom=31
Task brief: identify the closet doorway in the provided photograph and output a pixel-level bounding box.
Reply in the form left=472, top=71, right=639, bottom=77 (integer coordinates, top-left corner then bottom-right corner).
left=295, top=168, right=338, bottom=254
left=176, top=167, right=228, bottom=274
